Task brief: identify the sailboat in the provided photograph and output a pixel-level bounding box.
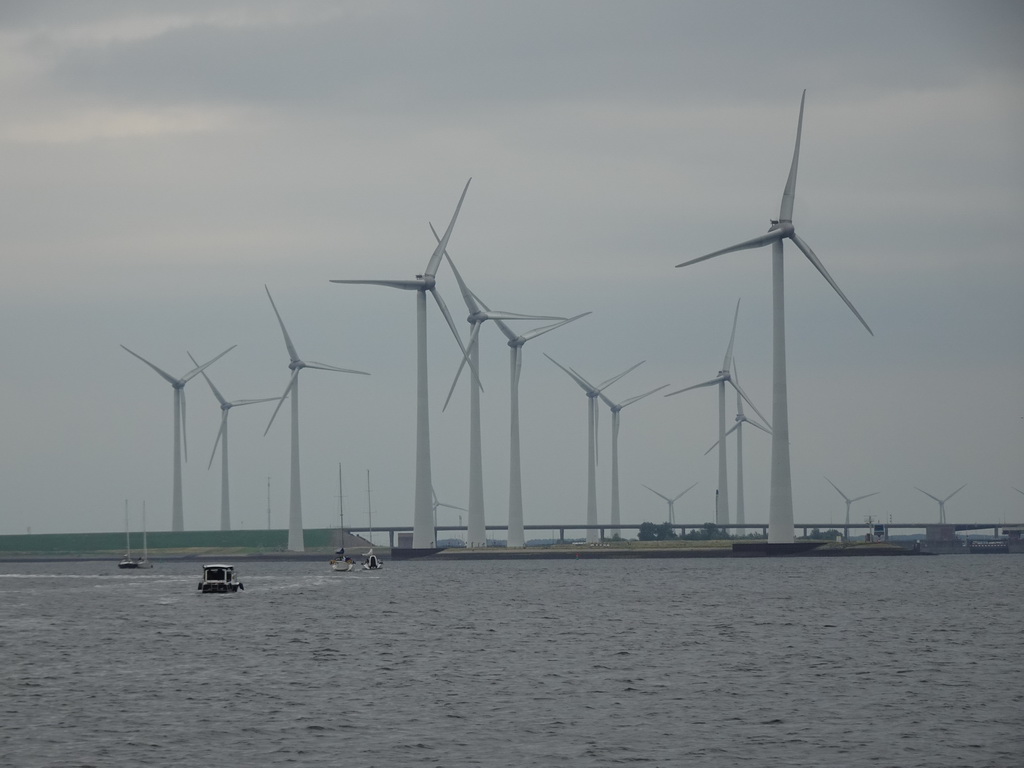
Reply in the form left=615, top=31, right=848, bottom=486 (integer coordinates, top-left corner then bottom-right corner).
left=118, top=500, right=138, bottom=569
left=329, top=464, right=355, bottom=572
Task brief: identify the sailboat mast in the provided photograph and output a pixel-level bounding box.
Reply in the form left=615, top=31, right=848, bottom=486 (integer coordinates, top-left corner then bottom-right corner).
left=124, top=499, right=131, bottom=558
left=142, top=501, right=148, bottom=561
left=366, top=469, right=373, bottom=546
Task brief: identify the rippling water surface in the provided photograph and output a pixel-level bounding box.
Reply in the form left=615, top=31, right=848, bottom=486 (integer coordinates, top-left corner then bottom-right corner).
left=2, top=555, right=1021, bottom=767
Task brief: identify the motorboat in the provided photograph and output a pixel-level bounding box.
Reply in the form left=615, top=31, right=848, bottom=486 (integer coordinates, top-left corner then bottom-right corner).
left=362, top=549, right=383, bottom=570
left=198, top=564, right=244, bottom=593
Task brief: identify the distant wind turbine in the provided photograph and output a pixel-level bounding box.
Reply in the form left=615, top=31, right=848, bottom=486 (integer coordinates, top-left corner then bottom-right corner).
left=677, top=91, right=872, bottom=543
left=546, top=355, right=642, bottom=543
left=488, top=308, right=590, bottom=548
left=642, top=482, right=698, bottom=526
left=264, top=286, right=369, bottom=552
left=665, top=300, right=769, bottom=526
left=121, top=344, right=235, bottom=531
left=915, top=484, right=966, bottom=525
left=599, top=384, right=668, bottom=530
left=825, top=477, right=879, bottom=540
left=432, top=486, right=467, bottom=545
left=703, top=361, right=771, bottom=527
left=440, top=247, right=564, bottom=548
left=332, top=180, right=473, bottom=548
left=189, top=355, right=276, bottom=532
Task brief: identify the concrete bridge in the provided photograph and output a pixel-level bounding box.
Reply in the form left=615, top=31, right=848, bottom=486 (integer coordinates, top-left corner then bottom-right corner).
left=344, top=522, right=1012, bottom=548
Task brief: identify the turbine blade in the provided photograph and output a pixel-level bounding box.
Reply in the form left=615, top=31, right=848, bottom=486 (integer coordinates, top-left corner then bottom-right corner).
left=425, top=178, right=471, bottom=278
left=780, top=90, right=806, bottom=222
left=825, top=477, right=850, bottom=503
left=642, top=484, right=672, bottom=503
left=438, top=235, right=482, bottom=315
left=430, top=287, right=480, bottom=390
left=121, top=346, right=179, bottom=386
left=330, top=278, right=424, bottom=291
left=265, top=286, right=301, bottom=362
left=598, top=360, right=644, bottom=392
left=188, top=352, right=229, bottom=407
left=945, top=483, right=967, bottom=502
left=704, top=439, right=719, bottom=456
left=915, top=487, right=943, bottom=503
left=304, top=361, right=371, bottom=375
left=230, top=397, right=279, bottom=407
left=442, top=323, right=480, bottom=412
left=545, top=354, right=595, bottom=393
left=678, top=481, right=699, bottom=498
left=182, top=345, right=235, bottom=383
left=850, top=492, right=880, bottom=503
left=723, top=298, right=741, bottom=372
left=747, top=418, right=772, bottom=436
left=208, top=415, right=227, bottom=471
left=619, top=384, right=670, bottom=409
left=676, top=230, right=784, bottom=268
left=664, top=376, right=723, bottom=398
left=264, top=371, right=298, bottom=436
left=517, top=312, right=592, bottom=343
left=729, top=378, right=771, bottom=430
left=790, top=233, right=873, bottom=336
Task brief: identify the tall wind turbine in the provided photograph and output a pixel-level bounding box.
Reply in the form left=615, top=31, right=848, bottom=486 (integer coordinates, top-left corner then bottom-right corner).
left=546, top=355, right=642, bottom=543
left=915, top=484, right=966, bottom=525
left=440, top=249, right=565, bottom=548
left=121, top=344, right=235, bottom=531
left=703, top=361, right=771, bottom=527
left=642, top=482, right=698, bottom=526
left=665, top=300, right=769, bottom=527
left=825, top=478, right=879, bottom=540
left=332, top=180, right=473, bottom=548
left=189, top=355, right=276, bottom=532
left=264, top=286, right=369, bottom=552
left=488, top=309, right=590, bottom=548
left=599, top=384, right=668, bottom=530
left=676, top=91, right=872, bottom=543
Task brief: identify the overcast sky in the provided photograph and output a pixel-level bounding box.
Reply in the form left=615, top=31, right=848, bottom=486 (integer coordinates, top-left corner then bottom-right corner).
left=1, top=1, right=1021, bottom=538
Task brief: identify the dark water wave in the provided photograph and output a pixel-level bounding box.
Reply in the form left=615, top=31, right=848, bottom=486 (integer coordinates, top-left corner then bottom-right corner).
left=2, top=557, right=1021, bottom=766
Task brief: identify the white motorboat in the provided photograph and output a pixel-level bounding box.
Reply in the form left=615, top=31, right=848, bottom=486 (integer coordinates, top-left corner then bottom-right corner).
left=198, top=564, right=244, bottom=593
left=362, top=549, right=383, bottom=570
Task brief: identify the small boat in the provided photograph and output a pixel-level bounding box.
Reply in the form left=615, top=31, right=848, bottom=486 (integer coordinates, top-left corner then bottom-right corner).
left=362, top=549, right=383, bottom=571
left=118, top=500, right=140, bottom=569
left=329, top=548, right=355, bottom=572
left=198, top=564, right=244, bottom=593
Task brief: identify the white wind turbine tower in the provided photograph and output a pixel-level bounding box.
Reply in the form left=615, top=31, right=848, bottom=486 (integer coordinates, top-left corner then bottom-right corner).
left=598, top=384, right=668, bottom=530
left=189, top=355, right=277, bottom=532
left=915, top=484, right=966, bottom=525
left=642, top=482, right=698, bottom=526
left=546, top=355, right=643, bottom=544
left=676, top=91, right=872, bottom=543
left=264, top=286, right=369, bottom=552
left=440, top=249, right=565, bottom=548
left=121, top=345, right=235, bottom=531
left=488, top=309, right=590, bottom=548
left=703, top=361, right=771, bottom=527
left=825, top=478, right=879, bottom=540
left=332, top=180, right=473, bottom=549
left=665, top=300, right=769, bottom=527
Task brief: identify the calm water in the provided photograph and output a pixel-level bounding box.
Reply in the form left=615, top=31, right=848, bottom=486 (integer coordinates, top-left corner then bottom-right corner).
left=1, top=555, right=1021, bottom=767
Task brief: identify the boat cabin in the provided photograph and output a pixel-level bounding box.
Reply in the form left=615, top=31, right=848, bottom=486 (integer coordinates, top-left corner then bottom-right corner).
left=198, top=563, right=244, bottom=593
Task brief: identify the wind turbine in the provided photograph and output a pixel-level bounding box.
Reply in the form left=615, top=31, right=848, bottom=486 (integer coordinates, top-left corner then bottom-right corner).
left=665, top=300, right=769, bottom=527
left=264, top=286, right=369, bottom=552
left=432, top=486, right=467, bottom=546
left=487, top=308, right=590, bottom=548
left=703, top=361, right=771, bottom=527
left=676, top=91, right=872, bottom=543
left=915, top=484, right=966, bottom=525
left=331, top=180, right=473, bottom=548
left=598, top=383, right=669, bottom=531
left=121, top=344, right=235, bottom=531
left=546, top=355, right=642, bottom=543
left=825, top=478, right=879, bottom=540
left=642, top=482, right=698, bottom=526
left=439, top=248, right=565, bottom=548
left=189, top=355, right=276, bottom=532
